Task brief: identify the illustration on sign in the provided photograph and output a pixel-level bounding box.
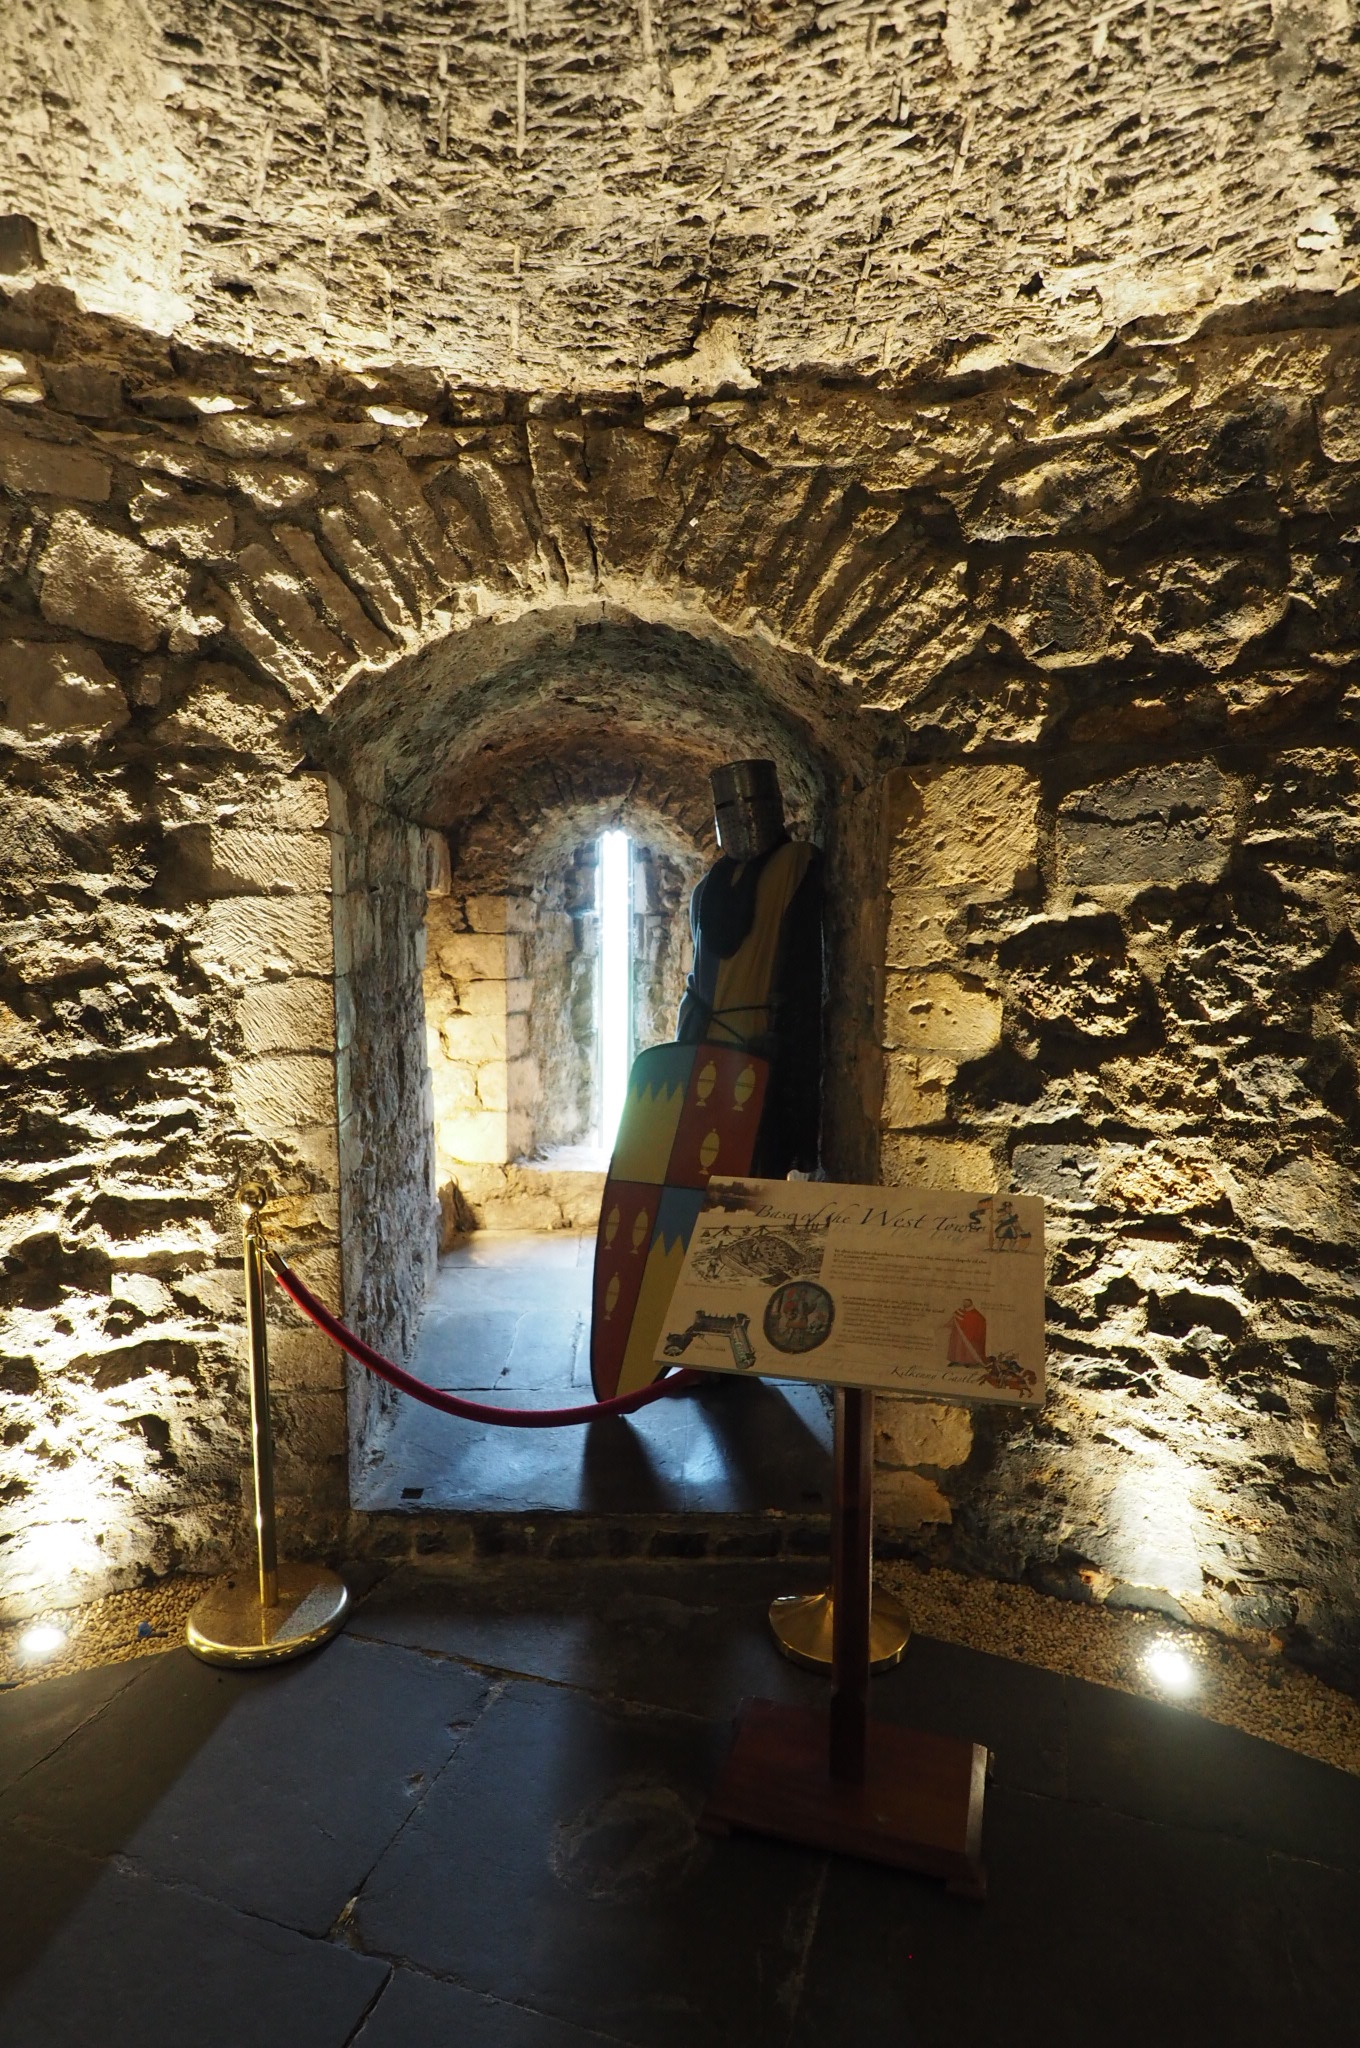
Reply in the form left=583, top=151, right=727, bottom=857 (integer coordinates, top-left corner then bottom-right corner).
left=657, top=1177, right=1045, bottom=1406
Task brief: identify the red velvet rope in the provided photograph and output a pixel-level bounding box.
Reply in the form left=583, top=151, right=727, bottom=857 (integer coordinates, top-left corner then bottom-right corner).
left=265, top=1251, right=702, bottom=1428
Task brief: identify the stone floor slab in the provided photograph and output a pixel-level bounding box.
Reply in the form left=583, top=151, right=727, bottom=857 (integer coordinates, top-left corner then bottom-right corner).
left=354, top=1967, right=630, bottom=2047
left=1066, top=1674, right=1360, bottom=1865
left=351, top=1559, right=830, bottom=1721
left=0, top=1660, right=139, bottom=1797
left=354, top=1678, right=825, bottom=2048
left=0, top=1860, right=386, bottom=2048
left=789, top=1783, right=1305, bottom=2048
left=1269, top=1850, right=1360, bottom=2037
left=2, top=1638, right=490, bottom=1935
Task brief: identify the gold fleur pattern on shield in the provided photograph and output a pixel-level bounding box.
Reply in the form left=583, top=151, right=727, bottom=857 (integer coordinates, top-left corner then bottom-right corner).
left=604, top=1205, right=620, bottom=1247
left=699, top=1129, right=721, bottom=1172
left=604, top=1272, right=621, bottom=1318
left=734, top=1064, right=755, bottom=1110
left=697, top=1060, right=717, bottom=1105
left=631, top=1206, right=651, bottom=1250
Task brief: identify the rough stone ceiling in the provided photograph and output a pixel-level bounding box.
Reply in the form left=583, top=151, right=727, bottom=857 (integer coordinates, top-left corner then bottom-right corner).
left=318, top=611, right=853, bottom=830
left=2, top=0, right=1356, bottom=392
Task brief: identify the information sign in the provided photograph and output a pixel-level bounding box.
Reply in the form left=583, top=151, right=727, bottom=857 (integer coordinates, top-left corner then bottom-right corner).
left=656, top=1177, right=1045, bottom=1406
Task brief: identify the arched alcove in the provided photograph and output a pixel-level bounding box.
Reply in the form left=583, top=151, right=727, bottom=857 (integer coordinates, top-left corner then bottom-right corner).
left=317, top=606, right=886, bottom=1510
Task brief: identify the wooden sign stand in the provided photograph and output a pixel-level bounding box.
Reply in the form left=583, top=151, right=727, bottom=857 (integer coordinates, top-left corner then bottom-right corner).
left=700, top=1387, right=989, bottom=1899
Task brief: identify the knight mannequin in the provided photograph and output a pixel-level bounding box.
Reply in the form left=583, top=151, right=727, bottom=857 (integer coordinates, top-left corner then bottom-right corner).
left=676, top=760, right=824, bottom=1177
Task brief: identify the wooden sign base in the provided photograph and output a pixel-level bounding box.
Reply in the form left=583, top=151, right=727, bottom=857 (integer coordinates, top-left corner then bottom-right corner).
left=700, top=1388, right=989, bottom=1900
left=702, top=1697, right=987, bottom=1896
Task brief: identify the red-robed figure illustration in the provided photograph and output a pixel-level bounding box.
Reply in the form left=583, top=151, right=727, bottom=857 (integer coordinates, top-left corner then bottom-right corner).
left=946, top=1300, right=988, bottom=1368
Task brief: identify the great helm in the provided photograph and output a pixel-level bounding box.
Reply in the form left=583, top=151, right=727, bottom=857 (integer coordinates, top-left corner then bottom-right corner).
left=710, top=759, right=786, bottom=861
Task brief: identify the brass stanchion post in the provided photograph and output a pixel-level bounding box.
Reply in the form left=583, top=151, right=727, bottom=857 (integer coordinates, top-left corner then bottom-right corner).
left=767, top=1388, right=910, bottom=1675
left=186, top=1186, right=350, bottom=1668
left=244, top=1188, right=278, bottom=1613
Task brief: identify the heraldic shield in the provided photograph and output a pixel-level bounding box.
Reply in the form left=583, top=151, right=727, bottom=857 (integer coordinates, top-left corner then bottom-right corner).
left=591, top=1043, right=770, bottom=1400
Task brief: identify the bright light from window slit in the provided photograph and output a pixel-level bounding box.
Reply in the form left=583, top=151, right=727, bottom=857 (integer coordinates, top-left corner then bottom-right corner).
left=18, top=1624, right=66, bottom=1662
left=599, top=831, right=632, bottom=1152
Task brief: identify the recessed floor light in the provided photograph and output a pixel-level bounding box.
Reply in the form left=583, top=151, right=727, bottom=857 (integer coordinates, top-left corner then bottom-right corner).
left=18, top=1624, right=66, bottom=1662
left=1143, top=1642, right=1197, bottom=1696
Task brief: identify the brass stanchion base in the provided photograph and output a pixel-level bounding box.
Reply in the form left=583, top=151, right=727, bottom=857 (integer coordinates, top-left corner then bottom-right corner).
left=186, top=1563, right=350, bottom=1669
left=768, top=1589, right=910, bottom=1673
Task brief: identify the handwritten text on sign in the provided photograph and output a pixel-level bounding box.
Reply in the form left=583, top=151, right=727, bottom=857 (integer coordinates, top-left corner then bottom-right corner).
left=656, top=1178, right=1045, bottom=1407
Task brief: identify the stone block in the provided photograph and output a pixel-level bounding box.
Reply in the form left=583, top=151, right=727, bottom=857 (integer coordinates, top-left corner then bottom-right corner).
left=441, top=1011, right=506, bottom=1061
left=881, top=1051, right=955, bottom=1129
left=457, top=978, right=509, bottom=1018
left=424, top=833, right=451, bottom=897
left=444, top=1162, right=509, bottom=1211
left=504, top=977, right=532, bottom=1014
left=273, top=1122, right=342, bottom=1190
left=238, top=978, right=335, bottom=1056
left=233, top=1053, right=337, bottom=1134
left=273, top=523, right=397, bottom=664
left=506, top=1055, right=540, bottom=1108
left=886, top=762, right=1041, bottom=900
left=438, top=932, right=507, bottom=981
left=152, top=665, right=292, bottom=755
left=880, top=1134, right=996, bottom=1191
left=506, top=1012, right=530, bottom=1060
left=429, top=1055, right=479, bottom=1115
left=1057, top=762, right=1240, bottom=889
left=873, top=1467, right=953, bottom=1529
left=234, top=542, right=354, bottom=685
left=1004, top=549, right=1112, bottom=667
left=439, top=1108, right=508, bottom=1164
left=202, top=411, right=303, bottom=457
left=132, top=488, right=235, bottom=559
left=212, top=827, right=332, bottom=894
left=0, top=425, right=111, bottom=501
left=883, top=971, right=1002, bottom=1060
left=884, top=891, right=955, bottom=971
left=476, top=1061, right=509, bottom=1112
left=1116, top=551, right=1289, bottom=673
left=38, top=510, right=189, bottom=650
left=482, top=1194, right=564, bottom=1231
left=272, top=1388, right=348, bottom=1471
left=196, top=894, right=333, bottom=982
left=464, top=895, right=508, bottom=934
left=966, top=448, right=1139, bottom=540
left=316, top=506, right=413, bottom=638
left=1318, top=399, right=1360, bottom=465
left=875, top=1399, right=973, bottom=1471
left=44, top=362, right=124, bottom=419
left=333, top=889, right=374, bottom=978
left=0, top=640, right=128, bottom=747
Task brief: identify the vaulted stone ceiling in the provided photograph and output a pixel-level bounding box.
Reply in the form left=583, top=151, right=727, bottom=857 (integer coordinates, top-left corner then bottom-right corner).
left=2, top=0, right=1356, bottom=391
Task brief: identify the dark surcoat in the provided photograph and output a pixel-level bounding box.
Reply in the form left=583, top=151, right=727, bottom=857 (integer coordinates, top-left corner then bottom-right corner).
left=675, top=837, right=823, bottom=1177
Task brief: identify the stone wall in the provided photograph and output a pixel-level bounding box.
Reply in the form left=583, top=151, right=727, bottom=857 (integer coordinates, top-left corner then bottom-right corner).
left=3, top=279, right=1360, bottom=1683
left=330, top=782, right=440, bottom=1459
left=0, top=641, right=351, bottom=1611
left=874, top=739, right=1360, bottom=1681
left=633, top=845, right=694, bottom=1055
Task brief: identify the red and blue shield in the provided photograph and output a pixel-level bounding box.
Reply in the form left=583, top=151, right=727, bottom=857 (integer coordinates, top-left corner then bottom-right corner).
left=591, top=1043, right=769, bottom=1398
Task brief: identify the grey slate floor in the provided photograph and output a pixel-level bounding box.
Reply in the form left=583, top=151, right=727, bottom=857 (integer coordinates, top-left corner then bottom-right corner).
left=2, top=1557, right=1359, bottom=2047
left=354, top=1234, right=834, bottom=1515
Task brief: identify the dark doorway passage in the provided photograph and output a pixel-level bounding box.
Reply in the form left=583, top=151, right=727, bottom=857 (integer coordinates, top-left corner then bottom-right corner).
left=351, top=1233, right=834, bottom=1515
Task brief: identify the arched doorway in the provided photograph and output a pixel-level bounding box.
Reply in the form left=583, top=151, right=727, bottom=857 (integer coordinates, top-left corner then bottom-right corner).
left=317, top=607, right=887, bottom=1515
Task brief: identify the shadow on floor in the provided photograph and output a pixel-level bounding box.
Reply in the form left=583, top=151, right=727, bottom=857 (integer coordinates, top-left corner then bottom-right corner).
left=352, top=1232, right=834, bottom=1516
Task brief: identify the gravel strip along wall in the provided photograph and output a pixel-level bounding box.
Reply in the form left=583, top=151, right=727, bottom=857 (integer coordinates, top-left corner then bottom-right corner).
left=2, top=281, right=1360, bottom=1690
